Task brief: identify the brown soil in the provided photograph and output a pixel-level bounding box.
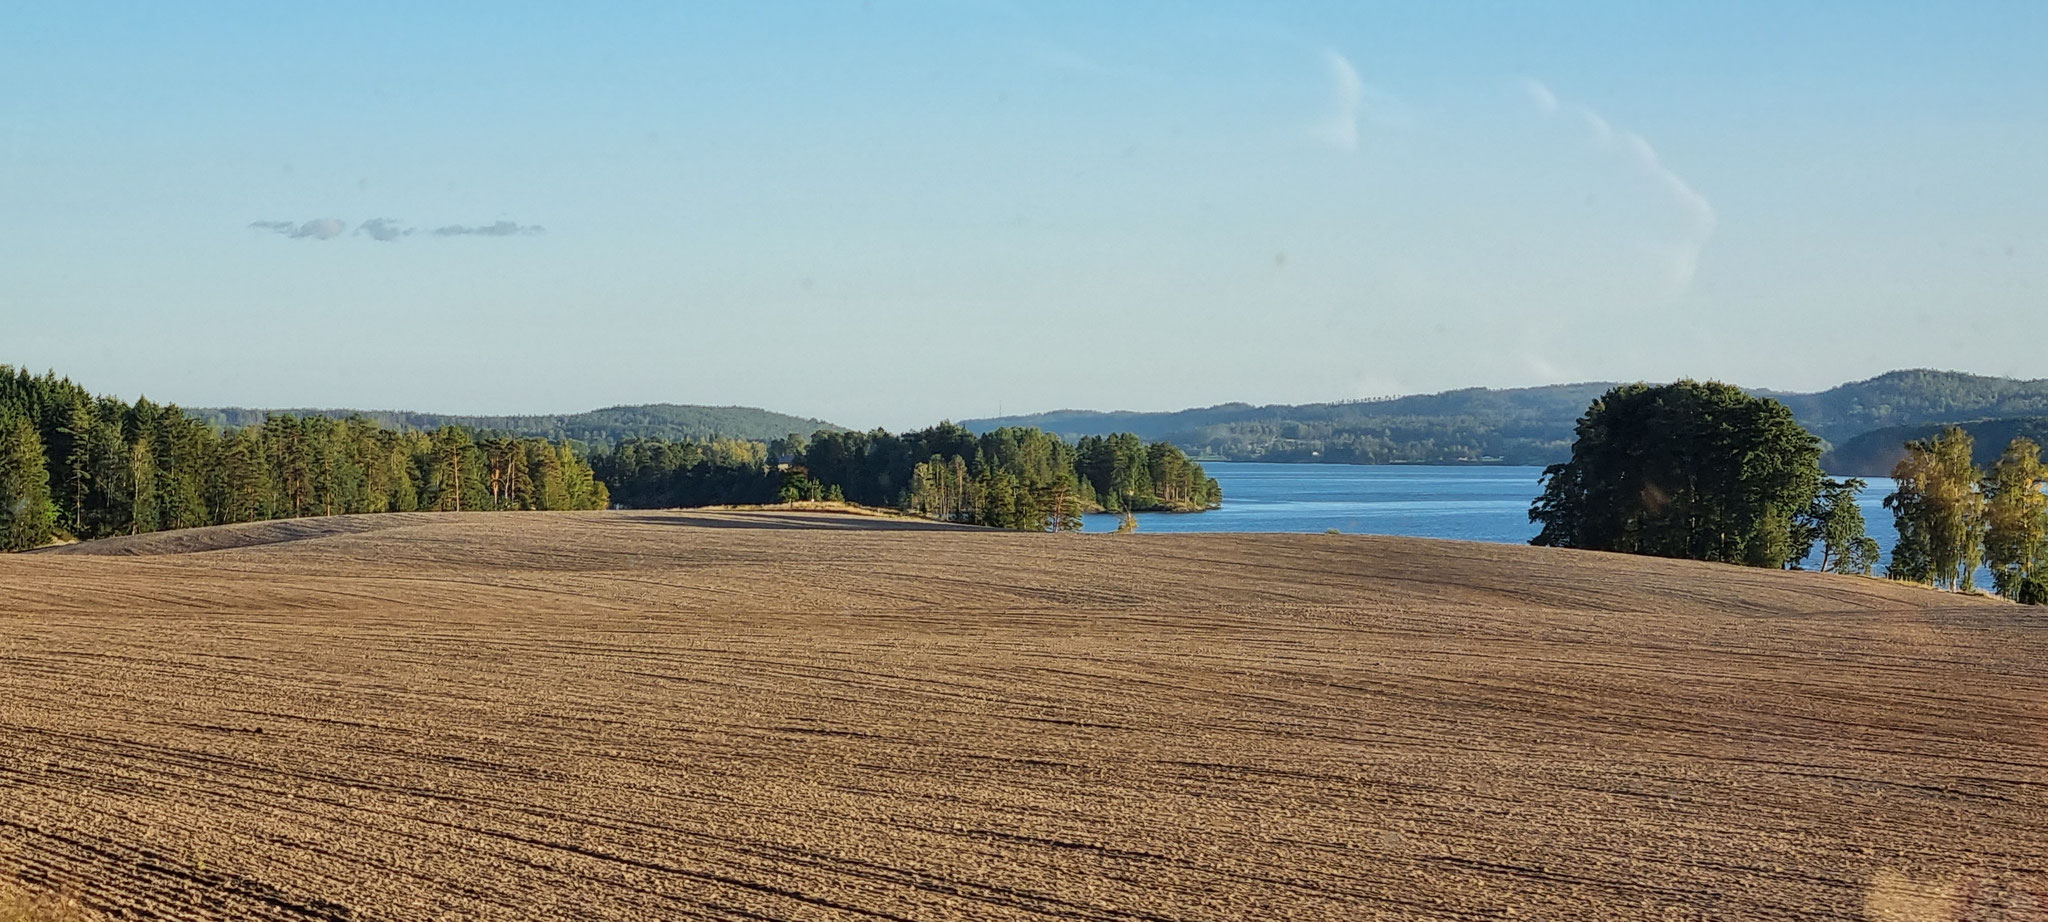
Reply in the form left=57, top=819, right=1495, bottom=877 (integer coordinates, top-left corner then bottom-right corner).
left=2, top=510, right=2044, bottom=921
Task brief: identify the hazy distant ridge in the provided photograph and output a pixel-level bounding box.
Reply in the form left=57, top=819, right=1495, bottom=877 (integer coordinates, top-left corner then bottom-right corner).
left=188, top=403, right=842, bottom=445
left=188, top=369, right=2048, bottom=466
left=966, top=370, right=2048, bottom=470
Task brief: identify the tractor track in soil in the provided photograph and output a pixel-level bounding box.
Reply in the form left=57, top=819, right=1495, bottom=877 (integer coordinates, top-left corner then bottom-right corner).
left=2, top=510, right=2045, bottom=920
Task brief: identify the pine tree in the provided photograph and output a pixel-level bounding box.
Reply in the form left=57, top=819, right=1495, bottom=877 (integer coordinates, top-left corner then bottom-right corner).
left=83, top=415, right=131, bottom=538
left=128, top=436, right=159, bottom=535
left=531, top=441, right=569, bottom=510
left=268, top=415, right=313, bottom=517
left=1045, top=478, right=1082, bottom=532
left=1798, top=478, right=1875, bottom=574
left=57, top=402, right=96, bottom=534
left=0, top=414, right=57, bottom=550
left=430, top=427, right=478, bottom=512
left=216, top=428, right=275, bottom=524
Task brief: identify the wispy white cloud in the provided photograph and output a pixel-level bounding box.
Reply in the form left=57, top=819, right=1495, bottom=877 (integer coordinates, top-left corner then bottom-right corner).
left=356, top=218, right=412, bottom=242
left=250, top=218, right=346, bottom=240
left=1521, top=78, right=1717, bottom=291
left=432, top=220, right=545, bottom=237
left=1577, top=109, right=1614, bottom=146
left=249, top=217, right=542, bottom=242
left=1314, top=50, right=1366, bottom=151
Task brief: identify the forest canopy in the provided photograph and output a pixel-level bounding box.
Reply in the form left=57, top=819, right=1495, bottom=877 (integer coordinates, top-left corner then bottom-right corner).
left=1529, top=381, right=1838, bottom=570
left=1, top=367, right=607, bottom=550
left=590, top=423, right=1220, bottom=531
left=187, top=403, right=841, bottom=446
left=2, top=367, right=1216, bottom=549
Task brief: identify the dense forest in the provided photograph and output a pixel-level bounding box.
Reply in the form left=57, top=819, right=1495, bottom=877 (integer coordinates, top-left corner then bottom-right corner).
left=968, top=370, right=2048, bottom=469
left=2, top=367, right=1216, bottom=549
left=591, top=423, right=1220, bottom=531
left=190, top=402, right=841, bottom=445
left=0, top=367, right=608, bottom=551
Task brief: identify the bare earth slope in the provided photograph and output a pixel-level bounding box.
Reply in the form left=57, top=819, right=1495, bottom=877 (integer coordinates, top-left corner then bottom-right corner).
left=1, top=511, right=2044, bottom=920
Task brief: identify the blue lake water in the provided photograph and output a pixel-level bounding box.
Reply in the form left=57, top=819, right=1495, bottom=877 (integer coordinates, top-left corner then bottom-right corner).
left=1084, top=462, right=1904, bottom=569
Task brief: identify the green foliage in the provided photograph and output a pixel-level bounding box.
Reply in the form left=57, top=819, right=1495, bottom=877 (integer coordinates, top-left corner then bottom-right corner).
left=1980, top=438, right=2048, bottom=599
left=1074, top=433, right=1220, bottom=512
left=187, top=403, right=841, bottom=445
left=592, top=422, right=1216, bottom=532
left=591, top=437, right=781, bottom=508
left=0, top=415, right=57, bottom=550
left=0, top=366, right=608, bottom=551
left=1798, top=478, right=1879, bottom=575
left=1529, top=381, right=1825, bottom=569
left=1883, top=427, right=1986, bottom=590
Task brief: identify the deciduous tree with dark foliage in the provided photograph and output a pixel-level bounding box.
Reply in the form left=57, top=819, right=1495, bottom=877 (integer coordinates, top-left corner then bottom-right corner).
left=1529, top=381, right=1830, bottom=568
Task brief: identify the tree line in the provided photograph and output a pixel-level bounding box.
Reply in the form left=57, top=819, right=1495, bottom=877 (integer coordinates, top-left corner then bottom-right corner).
left=188, top=402, right=839, bottom=446
left=1530, top=380, right=2046, bottom=605
left=590, top=423, right=1220, bottom=531
left=0, top=368, right=607, bottom=551
left=1884, top=427, right=2048, bottom=601
left=1529, top=381, right=1876, bottom=572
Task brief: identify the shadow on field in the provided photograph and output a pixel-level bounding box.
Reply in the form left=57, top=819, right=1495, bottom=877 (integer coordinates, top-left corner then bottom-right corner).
left=623, top=513, right=975, bottom=532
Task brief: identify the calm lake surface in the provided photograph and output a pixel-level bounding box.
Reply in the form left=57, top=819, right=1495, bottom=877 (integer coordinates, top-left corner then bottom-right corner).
left=1084, top=462, right=1903, bottom=568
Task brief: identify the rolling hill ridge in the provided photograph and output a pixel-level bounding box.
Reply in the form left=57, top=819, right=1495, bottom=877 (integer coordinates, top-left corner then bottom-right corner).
left=966, top=370, right=2048, bottom=470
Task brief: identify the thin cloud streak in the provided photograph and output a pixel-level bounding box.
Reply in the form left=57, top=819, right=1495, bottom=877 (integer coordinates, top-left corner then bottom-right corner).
left=1315, top=50, right=1365, bottom=151
left=1521, top=78, right=1717, bottom=291
left=432, top=221, right=545, bottom=237
left=249, top=218, right=347, bottom=240
left=247, top=218, right=542, bottom=242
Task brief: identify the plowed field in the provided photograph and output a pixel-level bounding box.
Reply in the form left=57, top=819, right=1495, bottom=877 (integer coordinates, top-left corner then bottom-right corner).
left=2, top=510, right=2044, bottom=920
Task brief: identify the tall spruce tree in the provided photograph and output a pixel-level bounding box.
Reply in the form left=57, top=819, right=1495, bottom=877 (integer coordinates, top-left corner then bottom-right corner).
left=0, top=414, right=57, bottom=550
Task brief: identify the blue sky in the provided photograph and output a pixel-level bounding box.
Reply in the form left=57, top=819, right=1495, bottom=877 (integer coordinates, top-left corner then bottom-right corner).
left=3, top=1, right=2044, bottom=428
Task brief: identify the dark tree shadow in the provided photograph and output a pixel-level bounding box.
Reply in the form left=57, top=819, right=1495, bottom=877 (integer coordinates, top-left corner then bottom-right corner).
left=618, top=512, right=980, bottom=532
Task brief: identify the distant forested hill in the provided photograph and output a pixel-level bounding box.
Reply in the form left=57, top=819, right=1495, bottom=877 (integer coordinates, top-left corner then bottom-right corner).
left=1762, top=369, right=2048, bottom=445
left=1823, top=416, right=2048, bottom=477
left=967, top=370, right=2048, bottom=468
left=189, top=404, right=842, bottom=445
left=965, top=383, right=1618, bottom=465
